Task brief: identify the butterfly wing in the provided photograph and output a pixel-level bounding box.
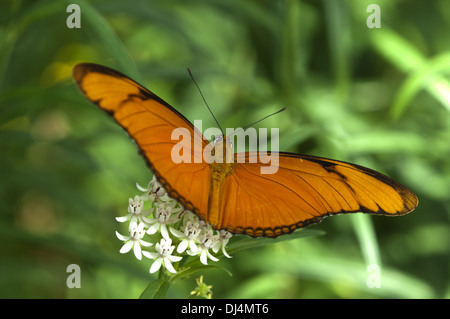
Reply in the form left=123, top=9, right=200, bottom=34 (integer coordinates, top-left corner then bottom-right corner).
left=73, top=63, right=210, bottom=219
left=215, top=152, right=418, bottom=237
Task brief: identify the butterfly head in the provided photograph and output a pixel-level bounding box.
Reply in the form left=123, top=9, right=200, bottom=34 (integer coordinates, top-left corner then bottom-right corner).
left=211, top=135, right=234, bottom=164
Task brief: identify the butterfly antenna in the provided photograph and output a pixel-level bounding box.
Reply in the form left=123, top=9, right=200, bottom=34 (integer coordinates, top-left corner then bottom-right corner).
left=228, top=108, right=286, bottom=138
left=187, top=68, right=224, bottom=135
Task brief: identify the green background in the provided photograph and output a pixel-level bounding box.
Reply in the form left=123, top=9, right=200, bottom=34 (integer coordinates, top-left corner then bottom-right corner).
left=0, top=0, right=449, bottom=298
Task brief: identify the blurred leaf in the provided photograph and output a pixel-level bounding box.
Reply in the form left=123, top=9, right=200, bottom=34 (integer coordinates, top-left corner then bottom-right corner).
left=345, top=131, right=425, bottom=154
left=249, top=248, right=436, bottom=298
left=350, top=214, right=380, bottom=267
left=392, top=53, right=450, bottom=118
left=67, top=0, right=141, bottom=81
left=371, top=29, right=450, bottom=118
left=371, top=28, right=425, bottom=72
left=225, top=229, right=324, bottom=255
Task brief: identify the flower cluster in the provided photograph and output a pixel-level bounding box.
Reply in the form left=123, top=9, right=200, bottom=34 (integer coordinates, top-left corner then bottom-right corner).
left=115, top=176, right=232, bottom=274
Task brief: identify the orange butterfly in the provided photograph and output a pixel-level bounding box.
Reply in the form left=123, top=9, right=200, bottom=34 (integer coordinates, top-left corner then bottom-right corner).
left=73, top=63, right=418, bottom=238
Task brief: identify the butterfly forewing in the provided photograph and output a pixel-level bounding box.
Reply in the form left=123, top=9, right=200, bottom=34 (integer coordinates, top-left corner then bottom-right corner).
left=73, top=63, right=210, bottom=219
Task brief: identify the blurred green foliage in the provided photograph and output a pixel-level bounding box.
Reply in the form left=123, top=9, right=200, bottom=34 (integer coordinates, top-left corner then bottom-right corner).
left=0, top=0, right=449, bottom=298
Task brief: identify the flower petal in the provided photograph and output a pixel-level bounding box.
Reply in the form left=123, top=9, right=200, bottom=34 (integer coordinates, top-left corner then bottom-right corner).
left=222, top=246, right=232, bottom=259
left=147, top=223, right=159, bottom=235
left=116, top=215, right=131, bottom=223
left=115, top=231, right=129, bottom=241
left=200, top=250, right=208, bottom=265
left=170, top=227, right=185, bottom=238
left=133, top=242, right=142, bottom=260
left=168, top=255, right=183, bottom=262
left=136, top=182, right=147, bottom=192
left=160, top=224, right=170, bottom=240
left=139, top=239, right=153, bottom=247
left=163, top=259, right=177, bottom=273
left=142, top=251, right=158, bottom=259
left=120, top=241, right=133, bottom=254
left=149, top=258, right=162, bottom=273
left=207, top=251, right=219, bottom=262
left=177, top=239, right=189, bottom=253
left=189, top=241, right=199, bottom=253
left=186, top=249, right=200, bottom=256
left=211, top=241, right=221, bottom=252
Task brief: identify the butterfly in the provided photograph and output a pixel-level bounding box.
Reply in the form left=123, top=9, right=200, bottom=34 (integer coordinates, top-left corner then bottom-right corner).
left=73, top=63, right=418, bottom=238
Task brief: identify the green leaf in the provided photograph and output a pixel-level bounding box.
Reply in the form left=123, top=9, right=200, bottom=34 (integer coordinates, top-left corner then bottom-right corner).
left=171, top=264, right=232, bottom=283
left=139, top=276, right=171, bottom=299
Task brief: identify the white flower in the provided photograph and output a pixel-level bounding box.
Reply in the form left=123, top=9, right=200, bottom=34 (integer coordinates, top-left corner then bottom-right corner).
left=143, top=238, right=182, bottom=273
left=115, top=176, right=234, bottom=276
left=116, top=195, right=152, bottom=227
left=139, top=175, right=167, bottom=202
left=188, top=229, right=220, bottom=265
left=146, top=202, right=181, bottom=240
left=170, top=219, right=202, bottom=253
left=213, top=229, right=233, bottom=258
left=116, top=222, right=152, bottom=260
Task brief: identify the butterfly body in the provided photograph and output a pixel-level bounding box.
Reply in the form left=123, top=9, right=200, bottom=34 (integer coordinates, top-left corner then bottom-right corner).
left=206, top=135, right=235, bottom=228
left=73, top=63, right=418, bottom=238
